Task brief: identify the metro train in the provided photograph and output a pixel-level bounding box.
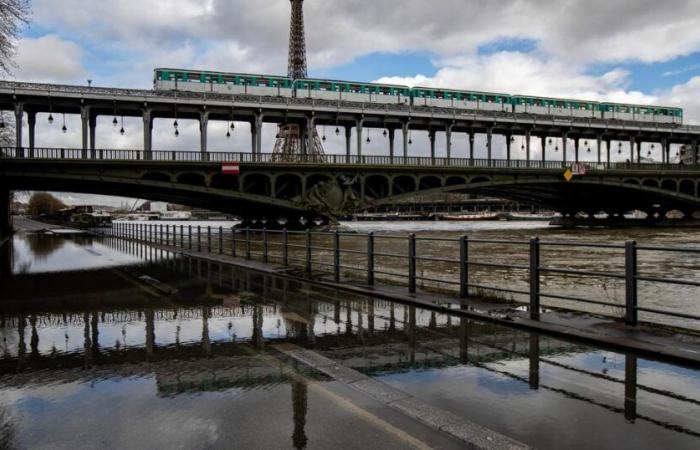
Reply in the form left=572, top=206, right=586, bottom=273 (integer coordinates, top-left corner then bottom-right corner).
left=154, top=68, right=684, bottom=125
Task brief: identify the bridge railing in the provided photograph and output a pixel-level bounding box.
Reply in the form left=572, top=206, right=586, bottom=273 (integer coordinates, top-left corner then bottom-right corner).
left=97, top=223, right=700, bottom=331
left=3, top=147, right=699, bottom=171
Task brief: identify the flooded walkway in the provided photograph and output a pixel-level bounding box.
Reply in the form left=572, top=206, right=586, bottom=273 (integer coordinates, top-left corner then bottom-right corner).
left=1, top=229, right=700, bottom=449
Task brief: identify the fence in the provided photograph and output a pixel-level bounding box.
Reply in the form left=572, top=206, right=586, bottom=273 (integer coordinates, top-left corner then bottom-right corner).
left=97, top=222, right=700, bottom=329
left=3, top=147, right=699, bottom=171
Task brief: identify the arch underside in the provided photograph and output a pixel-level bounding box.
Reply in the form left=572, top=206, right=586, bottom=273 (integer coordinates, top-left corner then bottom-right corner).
left=379, top=180, right=700, bottom=216
left=3, top=174, right=307, bottom=219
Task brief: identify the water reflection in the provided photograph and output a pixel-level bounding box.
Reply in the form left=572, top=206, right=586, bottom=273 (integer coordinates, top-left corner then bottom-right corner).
left=0, top=235, right=699, bottom=449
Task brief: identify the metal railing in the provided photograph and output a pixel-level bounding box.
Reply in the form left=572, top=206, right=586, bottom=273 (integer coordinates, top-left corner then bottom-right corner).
left=3, top=147, right=699, bottom=171
left=97, top=223, right=700, bottom=329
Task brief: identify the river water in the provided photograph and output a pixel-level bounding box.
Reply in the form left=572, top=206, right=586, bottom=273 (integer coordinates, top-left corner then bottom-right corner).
left=0, top=230, right=699, bottom=449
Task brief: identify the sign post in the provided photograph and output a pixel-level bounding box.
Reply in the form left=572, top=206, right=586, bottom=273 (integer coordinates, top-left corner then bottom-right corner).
left=222, top=161, right=240, bottom=175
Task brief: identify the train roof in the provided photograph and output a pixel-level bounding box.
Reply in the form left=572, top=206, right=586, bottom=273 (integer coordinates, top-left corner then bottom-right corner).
left=154, top=68, right=291, bottom=80
left=293, top=77, right=411, bottom=89
left=413, top=86, right=511, bottom=97
left=600, top=101, right=683, bottom=111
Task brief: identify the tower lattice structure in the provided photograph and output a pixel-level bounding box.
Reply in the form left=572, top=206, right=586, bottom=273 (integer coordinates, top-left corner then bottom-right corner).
left=273, top=0, right=325, bottom=161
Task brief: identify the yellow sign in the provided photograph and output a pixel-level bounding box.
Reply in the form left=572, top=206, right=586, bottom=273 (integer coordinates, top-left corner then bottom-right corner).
left=563, top=169, right=574, bottom=182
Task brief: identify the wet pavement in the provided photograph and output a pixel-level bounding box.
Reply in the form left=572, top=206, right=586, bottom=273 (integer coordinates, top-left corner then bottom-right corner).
left=1, top=229, right=700, bottom=449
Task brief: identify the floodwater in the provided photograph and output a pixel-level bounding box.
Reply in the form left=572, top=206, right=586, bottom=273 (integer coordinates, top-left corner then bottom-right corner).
left=117, top=219, right=700, bottom=330
left=1, top=231, right=700, bottom=449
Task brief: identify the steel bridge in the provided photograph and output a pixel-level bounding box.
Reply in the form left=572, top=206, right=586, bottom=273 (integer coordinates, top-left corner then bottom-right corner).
left=2, top=79, right=700, bottom=226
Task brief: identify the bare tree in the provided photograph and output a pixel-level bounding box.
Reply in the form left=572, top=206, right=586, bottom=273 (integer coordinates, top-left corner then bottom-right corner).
left=0, top=0, right=29, bottom=146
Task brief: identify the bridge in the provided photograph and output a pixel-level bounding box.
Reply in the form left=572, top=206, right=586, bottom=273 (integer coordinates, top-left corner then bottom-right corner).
left=2, top=79, right=700, bottom=227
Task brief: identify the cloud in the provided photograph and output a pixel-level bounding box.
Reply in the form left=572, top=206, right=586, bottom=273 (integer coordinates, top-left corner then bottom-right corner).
left=13, top=35, right=87, bottom=84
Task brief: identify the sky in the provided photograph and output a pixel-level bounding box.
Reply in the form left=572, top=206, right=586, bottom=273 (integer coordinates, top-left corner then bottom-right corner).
left=8, top=0, right=700, bottom=206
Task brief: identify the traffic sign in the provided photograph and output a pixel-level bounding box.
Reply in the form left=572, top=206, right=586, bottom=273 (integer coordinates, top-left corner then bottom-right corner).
left=571, top=162, right=587, bottom=176
left=563, top=169, right=574, bottom=182
left=222, top=162, right=240, bottom=175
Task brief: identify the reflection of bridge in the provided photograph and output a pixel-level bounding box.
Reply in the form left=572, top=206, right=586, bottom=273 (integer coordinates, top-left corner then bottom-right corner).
left=2, top=149, right=700, bottom=226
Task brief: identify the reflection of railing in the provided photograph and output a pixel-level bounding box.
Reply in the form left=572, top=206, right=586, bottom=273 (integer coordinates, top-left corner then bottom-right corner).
left=3, top=147, right=700, bottom=170
left=98, top=223, right=700, bottom=329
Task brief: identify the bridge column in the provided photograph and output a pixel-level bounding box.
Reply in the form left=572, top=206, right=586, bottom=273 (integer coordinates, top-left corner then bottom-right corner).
left=541, top=136, right=547, bottom=165
left=344, top=125, right=352, bottom=162
left=402, top=121, right=410, bottom=158
left=27, top=111, right=36, bottom=158
left=468, top=131, right=475, bottom=162
left=80, top=106, right=89, bottom=159
left=13, top=102, right=23, bottom=154
left=574, top=138, right=579, bottom=163
left=486, top=128, right=493, bottom=163
left=0, top=187, right=10, bottom=238
left=525, top=131, right=531, bottom=166
left=629, top=136, right=635, bottom=163
left=605, top=138, right=612, bottom=166
left=428, top=129, right=436, bottom=164
left=562, top=132, right=568, bottom=165
left=199, top=111, right=209, bottom=155
left=596, top=135, right=602, bottom=164
left=388, top=128, right=396, bottom=162
left=663, top=138, right=670, bottom=164
left=636, top=139, right=642, bottom=163
left=445, top=124, right=453, bottom=160
left=505, top=133, right=512, bottom=162
left=142, top=109, right=153, bottom=161
left=356, top=118, right=364, bottom=158
left=305, top=115, right=315, bottom=157
left=89, top=112, right=97, bottom=158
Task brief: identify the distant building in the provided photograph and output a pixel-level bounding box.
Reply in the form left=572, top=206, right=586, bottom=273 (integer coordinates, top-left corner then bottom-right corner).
left=149, top=202, right=168, bottom=213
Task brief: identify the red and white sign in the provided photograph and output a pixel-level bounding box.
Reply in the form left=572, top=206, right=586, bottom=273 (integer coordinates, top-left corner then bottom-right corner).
left=571, top=162, right=587, bottom=176
left=222, top=161, right=240, bottom=175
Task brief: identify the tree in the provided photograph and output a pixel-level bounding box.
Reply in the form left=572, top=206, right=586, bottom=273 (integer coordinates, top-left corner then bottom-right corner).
left=0, top=0, right=29, bottom=146
left=28, top=192, right=65, bottom=217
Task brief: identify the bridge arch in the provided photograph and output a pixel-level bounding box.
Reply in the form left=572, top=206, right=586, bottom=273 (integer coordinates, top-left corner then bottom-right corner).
left=661, top=179, right=678, bottom=192
left=419, top=175, right=442, bottom=190
left=275, top=174, right=303, bottom=200
left=365, top=175, right=391, bottom=199
left=624, top=178, right=640, bottom=185
left=242, top=173, right=272, bottom=196
left=176, top=172, right=207, bottom=187
left=446, top=176, right=468, bottom=187
left=142, top=172, right=172, bottom=183
left=391, top=175, right=417, bottom=195
left=680, top=179, right=696, bottom=196
left=470, top=176, right=492, bottom=184
left=642, top=179, right=659, bottom=189
left=210, top=173, right=240, bottom=191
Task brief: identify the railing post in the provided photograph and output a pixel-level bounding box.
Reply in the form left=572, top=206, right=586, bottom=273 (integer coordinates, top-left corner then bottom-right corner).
left=367, top=232, right=375, bottom=286
left=334, top=231, right=341, bottom=282
left=188, top=225, right=192, bottom=250
left=207, top=226, right=212, bottom=253
left=245, top=227, right=251, bottom=260
left=529, top=237, right=541, bottom=320
left=408, top=233, right=417, bottom=294
left=305, top=229, right=312, bottom=275
left=460, top=235, right=469, bottom=298
left=263, top=228, right=269, bottom=263
left=197, top=226, right=202, bottom=252
left=625, top=240, right=638, bottom=326
left=219, top=226, right=223, bottom=255
left=159, top=224, right=164, bottom=245
left=232, top=227, right=237, bottom=257
left=283, top=228, right=289, bottom=266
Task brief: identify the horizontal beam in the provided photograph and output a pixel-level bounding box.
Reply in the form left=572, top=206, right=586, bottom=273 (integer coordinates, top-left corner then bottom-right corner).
left=2, top=147, right=700, bottom=173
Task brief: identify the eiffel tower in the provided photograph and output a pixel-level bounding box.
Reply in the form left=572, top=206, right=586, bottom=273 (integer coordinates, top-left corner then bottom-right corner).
left=272, top=0, right=325, bottom=161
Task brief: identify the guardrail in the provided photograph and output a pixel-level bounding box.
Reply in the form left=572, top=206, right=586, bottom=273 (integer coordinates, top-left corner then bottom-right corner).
left=97, top=223, right=700, bottom=329
left=3, top=147, right=699, bottom=171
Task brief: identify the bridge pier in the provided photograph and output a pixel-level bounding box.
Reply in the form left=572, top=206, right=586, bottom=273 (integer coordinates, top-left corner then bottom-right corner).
left=445, top=124, right=452, bottom=159
left=200, top=111, right=209, bottom=154
left=143, top=109, right=153, bottom=160
left=27, top=111, right=36, bottom=158
left=429, top=129, right=436, bottom=163
left=14, top=102, right=23, bottom=155
left=356, top=118, right=364, bottom=158
left=388, top=128, right=396, bottom=161
left=468, top=131, right=475, bottom=162
left=505, top=133, right=512, bottom=161
left=81, top=106, right=89, bottom=158
left=402, top=121, right=410, bottom=158
left=487, top=127, right=493, bottom=161
left=344, top=126, right=352, bottom=162
left=0, top=188, right=11, bottom=239
left=562, top=132, right=568, bottom=164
